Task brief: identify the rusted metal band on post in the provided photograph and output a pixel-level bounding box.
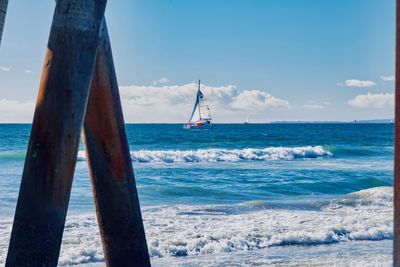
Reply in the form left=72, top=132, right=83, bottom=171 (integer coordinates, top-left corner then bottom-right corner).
left=82, top=19, right=151, bottom=266
left=395, top=0, right=400, bottom=266
left=6, top=0, right=107, bottom=266
left=0, top=0, right=9, bottom=46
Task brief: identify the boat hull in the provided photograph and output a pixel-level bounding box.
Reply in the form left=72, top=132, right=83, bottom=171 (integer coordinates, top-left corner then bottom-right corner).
left=183, top=120, right=214, bottom=129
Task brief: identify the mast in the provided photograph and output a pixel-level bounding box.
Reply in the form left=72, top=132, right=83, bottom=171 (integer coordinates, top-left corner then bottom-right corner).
left=198, top=80, right=202, bottom=120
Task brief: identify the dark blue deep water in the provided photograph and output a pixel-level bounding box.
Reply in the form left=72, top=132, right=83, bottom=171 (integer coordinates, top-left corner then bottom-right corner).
left=0, top=123, right=393, bottom=212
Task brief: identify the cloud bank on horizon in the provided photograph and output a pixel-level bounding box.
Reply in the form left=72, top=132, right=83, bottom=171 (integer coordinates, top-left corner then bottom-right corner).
left=348, top=92, right=394, bottom=109
left=119, top=82, right=290, bottom=123
left=0, top=99, right=35, bottom=122
left=0, top=78, right=394, bottom=123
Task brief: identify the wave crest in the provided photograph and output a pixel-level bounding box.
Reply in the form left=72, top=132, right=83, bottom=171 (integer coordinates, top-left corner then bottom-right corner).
left=3, top=146, right=331, bottom=163
left=130, top=146, right=331, bottom=163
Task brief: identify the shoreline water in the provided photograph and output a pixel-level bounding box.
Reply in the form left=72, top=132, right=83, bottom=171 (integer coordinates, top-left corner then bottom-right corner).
left=79, top=240, right=392, bottom=267
left=0, top=186, right=393, bottom=266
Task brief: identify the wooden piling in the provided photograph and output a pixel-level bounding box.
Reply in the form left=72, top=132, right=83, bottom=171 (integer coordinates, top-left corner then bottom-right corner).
left=0, top=0, right=8, bottom=46
left=6, top=1, right=107, bottom=266
left=82, top=20, right=151, bottom=266
left=395, top=0, right=400, bottom=266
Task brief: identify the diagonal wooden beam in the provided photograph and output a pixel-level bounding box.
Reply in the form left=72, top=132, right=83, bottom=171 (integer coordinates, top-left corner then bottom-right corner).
left=6, top=1, right=107, bottom=266
left=82, top=19, right=151, bottom=266
left=0, top=0, right=8, bottom=46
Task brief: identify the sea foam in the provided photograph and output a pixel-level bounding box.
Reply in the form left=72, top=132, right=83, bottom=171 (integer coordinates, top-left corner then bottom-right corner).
left=1, top=146, right=331, bottom=163
left=0, top=186, right=390, bottom=266
left=76, top=146, right=331, bottom=163
left=142, top=187, right=392, bottom=258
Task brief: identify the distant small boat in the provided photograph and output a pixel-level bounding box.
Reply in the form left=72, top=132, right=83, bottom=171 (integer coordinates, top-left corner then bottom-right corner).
left=184, top=80, right=214, bottom=129
left=244, top=115, right=250, bottom=124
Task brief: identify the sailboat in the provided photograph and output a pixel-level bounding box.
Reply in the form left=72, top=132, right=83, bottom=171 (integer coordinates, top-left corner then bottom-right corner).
left=184, top=80, right=214, bottom=129
left=244, top=115, right=250, bottom=124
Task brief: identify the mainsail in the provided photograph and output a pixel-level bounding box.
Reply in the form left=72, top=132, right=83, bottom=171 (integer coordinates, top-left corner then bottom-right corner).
left=188, top=80, right=211, bottom=123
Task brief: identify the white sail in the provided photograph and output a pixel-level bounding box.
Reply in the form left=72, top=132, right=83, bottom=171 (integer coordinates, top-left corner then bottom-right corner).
left=187, top=81, right=212, bottom=123
left=188, top=90, right=201, bottom=123
left=198, top=90, right=211, bottom=120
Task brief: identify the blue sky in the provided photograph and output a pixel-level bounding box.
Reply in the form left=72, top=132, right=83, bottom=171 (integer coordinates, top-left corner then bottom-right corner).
left=0, top=0, right=396, bottom=122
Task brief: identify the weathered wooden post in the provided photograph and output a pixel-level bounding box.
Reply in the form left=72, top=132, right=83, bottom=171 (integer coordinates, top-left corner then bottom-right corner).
left=6, top=1, right=107, bottom=266
left=395, top=0, right=400, bottom=266
left=0, top=0, right=8, bottom=45
left=82, top=20, right=151, bottom=266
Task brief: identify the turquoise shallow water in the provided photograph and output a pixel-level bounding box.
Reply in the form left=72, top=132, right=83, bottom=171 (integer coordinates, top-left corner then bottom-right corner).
left=0, top=123, right=394, bottom=265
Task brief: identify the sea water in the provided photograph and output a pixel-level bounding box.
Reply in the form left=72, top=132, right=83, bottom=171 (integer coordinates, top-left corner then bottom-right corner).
left=0, top=123, right=394, bottom=266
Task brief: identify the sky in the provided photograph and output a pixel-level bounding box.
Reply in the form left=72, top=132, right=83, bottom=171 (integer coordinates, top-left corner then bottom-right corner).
left=0, top=0, right=396, bottom=123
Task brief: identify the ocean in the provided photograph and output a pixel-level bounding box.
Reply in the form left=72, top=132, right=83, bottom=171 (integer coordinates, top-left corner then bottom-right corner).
left=0, top=123, right=394, bottom=266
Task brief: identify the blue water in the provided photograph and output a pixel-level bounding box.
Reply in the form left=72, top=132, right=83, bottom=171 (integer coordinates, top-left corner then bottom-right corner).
left=0, top=123, right=394, bottom=266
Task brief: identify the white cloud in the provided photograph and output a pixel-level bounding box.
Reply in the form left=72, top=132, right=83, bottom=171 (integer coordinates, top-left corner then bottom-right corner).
left=229, top=90, right=289, bottom=110
left=152, top=77, right=170, bottom=86
left=24, top=70, right=32, bottom=74
left=0, top=66, right=11, bottom=71
left=348, top=92, right=394, bottom=108
left=0, top=83, right=288, bottom=123
left=0, top=99, right=35, bottom=122
left=339, top=79, right=376, bottom=88
left=119, top=82, right=290, bottom=122
left=303, top=104, right=324, bottom=109
left=302, top=101, right=326, bottom=109
left=380, top=75, right=395, bottom=82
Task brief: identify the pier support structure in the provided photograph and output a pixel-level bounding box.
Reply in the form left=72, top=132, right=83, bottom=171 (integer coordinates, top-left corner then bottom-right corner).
left=0, top=0, right=8, bottom=45
left=82, top=20, right=150, bottom=266
left=6, top=1, right=107, bottom=265
left=5, top=1, right=150, bottom=266
left=395, top=0, right=400, bottom=266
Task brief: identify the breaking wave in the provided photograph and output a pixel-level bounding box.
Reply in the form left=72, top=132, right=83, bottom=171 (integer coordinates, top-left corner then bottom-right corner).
left=76, top=146, right=332, bottom=163
left=142, top=187, right=392, bottom=258
left=0, top=146, right=331, bottom=163
left=0, top=187, right=392, bottom=265
left=129, top=146, right=332, bottom=163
